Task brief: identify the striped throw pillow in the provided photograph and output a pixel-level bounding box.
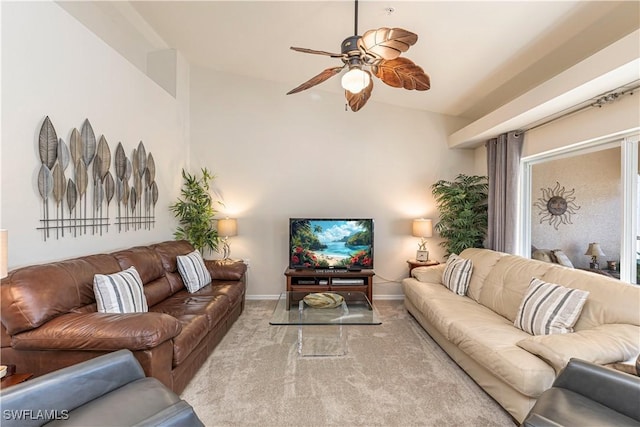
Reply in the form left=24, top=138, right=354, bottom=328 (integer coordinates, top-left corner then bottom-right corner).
left=93, top=266, right=148, bottom=313
left=177, top=250, right=212, bottom=293
left=442, top=254, right=473, bottom=295
left=514, top=278, right=589, bottom=335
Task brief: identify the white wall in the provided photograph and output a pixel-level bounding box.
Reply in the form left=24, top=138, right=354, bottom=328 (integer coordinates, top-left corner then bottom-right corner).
left=1, top=2, right=189, bottom=268
left=189, top=66, right=473, bottom=298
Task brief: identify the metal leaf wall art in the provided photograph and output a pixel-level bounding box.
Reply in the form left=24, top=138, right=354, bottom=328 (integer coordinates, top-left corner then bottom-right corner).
left=35, top=116, right=159, bottom=239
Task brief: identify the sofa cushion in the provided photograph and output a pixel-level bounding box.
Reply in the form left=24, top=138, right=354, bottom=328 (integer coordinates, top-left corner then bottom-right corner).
left=177, top=250, right=211, bottom=293
left=94, top=267, right=148, bottom=314
left=112, top=246, right=165, bottom=285
left=458, top=248, right=507, bottom=303
left=442, top=254, right=473, bottom=295
left=11, top=312, right=181, bottom=351
left=151, top=240, right=196, bottom=273
left=514, top=278, right=589, bottom=335
left=151, top=290, right=229, bottom=330
left=517, top=323, right=640, bottom=373
left=551, top=250, right=573, bottom=268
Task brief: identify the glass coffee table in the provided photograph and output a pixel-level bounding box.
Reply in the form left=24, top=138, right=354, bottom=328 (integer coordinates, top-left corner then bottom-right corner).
left=269, top=291, right=381, bottom=357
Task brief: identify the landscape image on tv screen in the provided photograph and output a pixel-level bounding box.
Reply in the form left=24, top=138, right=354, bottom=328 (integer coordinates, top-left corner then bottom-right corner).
left=289, top=218, right=373, bottom=269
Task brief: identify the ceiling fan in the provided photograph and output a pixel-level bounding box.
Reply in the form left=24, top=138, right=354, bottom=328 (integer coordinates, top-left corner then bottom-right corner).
left=286, top=0, right=430, bottom=112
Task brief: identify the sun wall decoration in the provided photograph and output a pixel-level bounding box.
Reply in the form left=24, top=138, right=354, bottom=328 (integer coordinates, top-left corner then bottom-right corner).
left=533, top=182, right=581, bottom=230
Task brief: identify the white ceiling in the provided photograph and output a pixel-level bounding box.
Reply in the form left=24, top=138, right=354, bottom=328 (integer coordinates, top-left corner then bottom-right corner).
left=60, top=1, right=639, bottom=124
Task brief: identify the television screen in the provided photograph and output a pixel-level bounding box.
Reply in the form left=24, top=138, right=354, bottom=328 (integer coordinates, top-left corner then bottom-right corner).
left=289, top=218, right=374, bottom=269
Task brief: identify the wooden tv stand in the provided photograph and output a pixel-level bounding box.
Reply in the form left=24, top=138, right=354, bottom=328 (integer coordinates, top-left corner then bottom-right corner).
left=284, top=268, right=374, bottom=302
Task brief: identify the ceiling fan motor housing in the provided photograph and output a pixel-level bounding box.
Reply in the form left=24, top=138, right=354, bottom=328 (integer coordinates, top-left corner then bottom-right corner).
left=341, top=35, right=361, bottom=55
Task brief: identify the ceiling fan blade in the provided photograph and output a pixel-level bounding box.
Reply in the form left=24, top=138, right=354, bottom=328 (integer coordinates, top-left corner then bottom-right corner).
left=345, top=73, right=374, bottom=112
left=287, top=66, right=345, bottom=95
left=359, top=28, right=418, bottom=61
left=290, top=47, right=345, bottom=58
left=373, top=57, right=430, bottom=91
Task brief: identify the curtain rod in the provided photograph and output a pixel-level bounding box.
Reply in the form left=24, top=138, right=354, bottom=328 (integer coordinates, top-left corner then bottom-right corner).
left=518, top=80, right=639, bottom=135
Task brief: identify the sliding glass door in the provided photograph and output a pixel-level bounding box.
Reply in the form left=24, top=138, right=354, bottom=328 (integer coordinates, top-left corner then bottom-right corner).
left=519, top=132, right=638, bottom=284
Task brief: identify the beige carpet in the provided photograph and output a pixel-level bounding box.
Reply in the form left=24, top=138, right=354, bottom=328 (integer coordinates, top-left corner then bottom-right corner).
left=181, top=300, right=515, bottom=426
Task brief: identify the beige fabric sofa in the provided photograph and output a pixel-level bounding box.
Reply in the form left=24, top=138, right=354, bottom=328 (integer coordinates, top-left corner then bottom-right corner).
left=402, top=248, right=640, bottom=423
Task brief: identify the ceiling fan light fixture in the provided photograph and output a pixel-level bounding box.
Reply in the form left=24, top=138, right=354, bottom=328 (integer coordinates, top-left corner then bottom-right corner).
left=341, top=67, right=370, bottom=94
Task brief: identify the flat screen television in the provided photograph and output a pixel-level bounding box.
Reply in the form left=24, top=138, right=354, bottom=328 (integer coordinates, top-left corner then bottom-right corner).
left=289, top=218, right=374, bottom=270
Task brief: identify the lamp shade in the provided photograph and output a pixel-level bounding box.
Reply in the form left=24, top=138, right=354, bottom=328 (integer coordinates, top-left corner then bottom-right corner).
left=1, top=230, right=7, bottom=279
left=412, top=219, right=433, bottom=238
left=584, top=242, right=605, bottom=257
left=217, top=218, right=237, bottom=238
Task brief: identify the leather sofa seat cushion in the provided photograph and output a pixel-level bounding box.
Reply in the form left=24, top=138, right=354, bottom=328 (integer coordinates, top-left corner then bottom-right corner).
left=1, top=255, right=122, bottom=335
left=196, top=281, right=245, bottom=308
left=151, top=291, right=230, bottom=330
left=403, top=279, right=555, bottom=397
left=11, top=312, right=182, bottom=351
left=46, top=377, right=182, bottom=427
left=170, top=314, right=210, bottom=366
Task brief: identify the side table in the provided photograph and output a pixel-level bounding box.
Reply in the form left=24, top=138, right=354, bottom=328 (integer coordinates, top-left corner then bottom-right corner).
left=1, top=373, right=33, bottom=388
left=407, top=259, right=440, bottom=275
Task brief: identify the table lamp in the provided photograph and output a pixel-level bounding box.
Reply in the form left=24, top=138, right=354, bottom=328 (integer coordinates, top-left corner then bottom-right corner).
left=584, top=242, right=605, bottom=269
left=412, top=219, right=432, bottom=262
left=217, top=218, right=237, bottom=260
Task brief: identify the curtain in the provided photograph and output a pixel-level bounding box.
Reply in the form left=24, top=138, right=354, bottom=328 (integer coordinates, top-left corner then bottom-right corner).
left=486, top=131, right=524, bottom=253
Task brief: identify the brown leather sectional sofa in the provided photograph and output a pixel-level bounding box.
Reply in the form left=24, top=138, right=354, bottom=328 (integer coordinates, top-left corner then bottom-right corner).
left=0, top=240, right=247, bottom=394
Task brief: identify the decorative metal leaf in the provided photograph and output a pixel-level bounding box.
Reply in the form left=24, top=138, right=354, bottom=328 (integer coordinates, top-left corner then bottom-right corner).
left=96, top=136, right=111, bottom=179
left=104, top=172, right=115, bottom=204
left=81, top=119, right=97, bottom=166
left=373, top=57, right=430, bottom=91
left=136, top=142, right=147, bottom=177
left=145, top=188, right=151, bottom=212
left=57, top=138, right=70, bottom=171
left=287, top=66, right=344, bottom=95
left=146, top=153, right=156, bottom=184
left=69, top=128, right=83, bottom=166
left=75, top=160, right=88, bottom=197
left=359, top=27, right=418, bottom=61
left=134, top=174, right=142, bottom=201
left=346, top=72, right=374, bottom=112
left=289, top=47, right=345, bottom=58
left=125, top=158, right=132, bottom=182
left=95, top=181, right=104, bottom=207
left=92, top=156, right=102, bottom=180
left=38, top=116, right=58, bottom=169
left=151, top=181, right=158, bottom=206
left=37, top=164, right=53, bottom=200
left=131, top=148, right=139, bottom=180
left=122, top=184, right=130, bottom=205
left=66, top=179, right=77, bottom=212
left=116, top=177, right=124, bottom=202
left=52, top=163, right=66, bottom=204
left=130, top=187, right=137, bottom=213
left=115, top=143, right=126, bottom=180
left=144, top=167, right=152, bottom=188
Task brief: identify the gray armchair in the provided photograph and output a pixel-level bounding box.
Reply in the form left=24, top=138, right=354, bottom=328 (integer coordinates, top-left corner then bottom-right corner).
left=0, top=349, right=204, bottom=427
left=522, top=358, right=640, bottom=426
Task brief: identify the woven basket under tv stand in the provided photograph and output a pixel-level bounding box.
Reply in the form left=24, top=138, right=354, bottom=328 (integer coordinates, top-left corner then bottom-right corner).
left=284, top=268, right=374, bottom=302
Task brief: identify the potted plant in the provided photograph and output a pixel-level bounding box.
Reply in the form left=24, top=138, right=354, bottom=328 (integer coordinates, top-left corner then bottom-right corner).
left=170, top=168, right=222, bottom=255
left=431, top=174, right=488, bottom=256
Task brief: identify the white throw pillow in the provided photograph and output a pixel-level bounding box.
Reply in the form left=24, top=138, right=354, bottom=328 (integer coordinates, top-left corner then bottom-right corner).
left=93, top=266, right=148, bottom=313
left=514, top=278, right=589, bottom=335
left=177, top=250, right=212, bottom=293
left=442, top=254, right=473, bottom=296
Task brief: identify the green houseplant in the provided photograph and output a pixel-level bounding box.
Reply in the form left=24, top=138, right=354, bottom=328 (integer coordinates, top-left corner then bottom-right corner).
left=431, top=174, right=488, bottom=256
left=170, top=168, right=222, bottom=255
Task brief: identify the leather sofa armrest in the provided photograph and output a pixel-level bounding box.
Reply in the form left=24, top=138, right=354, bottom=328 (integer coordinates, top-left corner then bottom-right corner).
left=553, top=358, right=640, bottom=421
left=204, top=259, right=247, bottom=280
left=521, top=413, right=563, bottom=427
left=11, top=312, right=182, bottom=351
left=411, top=263, right=446, bottom=283
left=0, top=350, right=144, bottom=427
left=133, top=400, right=205, bottom=427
